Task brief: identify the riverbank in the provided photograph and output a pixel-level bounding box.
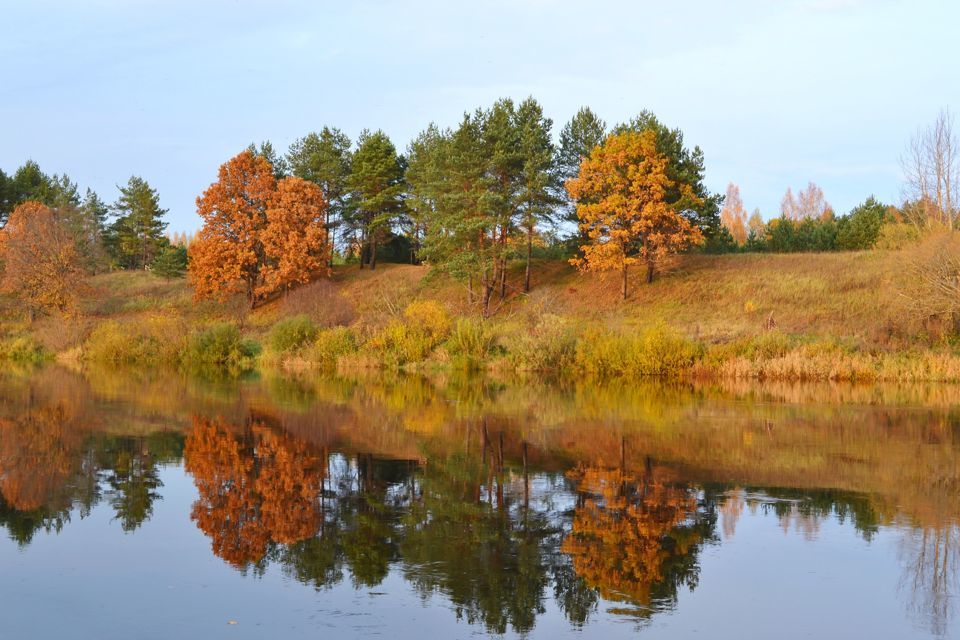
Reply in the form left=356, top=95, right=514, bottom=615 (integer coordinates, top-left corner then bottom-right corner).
left=1, top=249, right=957, bottom=382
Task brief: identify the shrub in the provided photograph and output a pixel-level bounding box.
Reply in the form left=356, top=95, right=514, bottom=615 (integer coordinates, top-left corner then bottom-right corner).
left=367, top=301, right=452, bottom=366
left=84, top=317, right=185, bottom=364
left=268, top=315, right=319, bottom=354
left=0, top=336, right=48, bottom=363
left=574, top=323, right=698, bottom=376
left=182, top=323, right=259, bottom=368
left=506, top=314, right=576, bottom=371
left=446, top=318, right=495, bottom=367
left=403, top=300, right=451, bottom=341
left=305, top=326, right=358, bottom=369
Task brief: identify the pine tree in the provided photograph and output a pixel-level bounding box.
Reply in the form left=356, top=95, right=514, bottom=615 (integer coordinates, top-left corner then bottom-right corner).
left=151, top=243, right=188, bottom=280
left=0, top=169, right=10, bottom=225
left=557, top=107, right=607, bottom=230
left=516, top=97, right=558, bottom=292
left=110, top=176, right=168, bottom=269
left=347, top=130, right=405, bottom=269
left=248, top=140, right=290, bottom=180
left=286, top=127, right=352, bottom=263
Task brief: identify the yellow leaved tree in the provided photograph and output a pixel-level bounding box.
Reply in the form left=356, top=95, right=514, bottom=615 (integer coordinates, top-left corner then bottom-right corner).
left=566, top=130, right=703, bottom=299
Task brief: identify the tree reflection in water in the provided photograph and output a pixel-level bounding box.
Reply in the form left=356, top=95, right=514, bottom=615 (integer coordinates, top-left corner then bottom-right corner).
left=4, top=366, right=960, bottom=635
left=561, top=460, right=717, bottom=619
left=900, top=523, right=960, bottom=637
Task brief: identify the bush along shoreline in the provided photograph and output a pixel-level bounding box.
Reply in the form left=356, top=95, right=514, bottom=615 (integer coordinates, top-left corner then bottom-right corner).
left=3, top=299, right=956, bottom=384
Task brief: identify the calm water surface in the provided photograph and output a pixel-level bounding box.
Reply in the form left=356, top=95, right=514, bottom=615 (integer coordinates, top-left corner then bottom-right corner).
left=1, top=366, right=959, bottom=639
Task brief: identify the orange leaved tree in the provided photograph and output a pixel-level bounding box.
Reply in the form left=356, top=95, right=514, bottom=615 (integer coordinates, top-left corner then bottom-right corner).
left=261, top=176, right=330, bottom=295
left=190, top=151, right=330, bottom=307
left=0, top=201, right=86, bottom=320
left=566, top=130, right=703, bottom=299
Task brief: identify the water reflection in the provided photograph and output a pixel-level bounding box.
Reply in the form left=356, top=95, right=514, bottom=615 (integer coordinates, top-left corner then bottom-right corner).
left=2, top=365, right=960, bottom=636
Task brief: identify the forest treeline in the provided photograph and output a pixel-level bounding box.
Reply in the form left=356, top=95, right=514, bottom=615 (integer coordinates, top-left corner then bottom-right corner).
left=0, top=100, right=958, bottom=378
left=3, top=100, right=954, bottom=315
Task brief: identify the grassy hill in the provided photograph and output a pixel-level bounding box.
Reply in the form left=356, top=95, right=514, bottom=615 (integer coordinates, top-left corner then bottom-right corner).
left=2, top=248, right=956, bottom=382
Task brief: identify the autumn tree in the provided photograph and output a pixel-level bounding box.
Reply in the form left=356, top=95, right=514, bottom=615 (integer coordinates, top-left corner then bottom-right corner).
left=260, top=176, right=330, bottom=293
left=190, top=150, right=330, bottom=307
left=720, top=183, right=748, bottom=245
left=190, top=151, right=276, bottom=305
left=567, top=130, right=704, bottom=299
left=614, top=111, right=722, bottom=239
left=782, top=182, right=831, bottom=221
left=286, top=127, right=352, bottom=263
left=109, top=176, right=168, bottom=269
left=347, top=130, right=405, bottom=269
left=0, top=201, right=86, bottom=320
left=562, top=466, right=707, bottom=610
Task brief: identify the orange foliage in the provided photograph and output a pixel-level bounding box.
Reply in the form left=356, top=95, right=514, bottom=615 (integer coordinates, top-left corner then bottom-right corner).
left=561, top=466, right=699, bottom=605
left=261, top=176, right=330, bottom=295
left=720, top=183, right=748, bottom=245
left=0, top=201, right=85, bottom=317
left=184, top=415, right=326, bottom=567
left=566, top=130, right=703, bottom=299
left=0, top=405, right=86, bottom=511
left=190, top=152, right=331, bottom=307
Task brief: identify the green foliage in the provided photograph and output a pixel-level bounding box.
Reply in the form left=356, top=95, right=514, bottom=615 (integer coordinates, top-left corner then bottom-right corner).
left=573, top=323, right=699, bottom=377
left=764, top=216, right=838, bottom=252
left=151, top=243, right=188, bottom=280
left=286, top=126, right=352, bottom=248
left=701, top=226, right=740, bottom=254
left=347, top=130, right=405, bottom=267
left=836, top=197, right=893, bottom=250
left=108, top=176, right=168, bottom=269
left=248, top=140, right=289, bottom=180
left=182, top=323, right=259, bottom=368
left=268, top=315, right=319, bottom=353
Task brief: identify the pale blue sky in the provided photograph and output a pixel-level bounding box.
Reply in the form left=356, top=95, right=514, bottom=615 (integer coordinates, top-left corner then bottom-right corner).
left=2, top=0, right=958, bottom=232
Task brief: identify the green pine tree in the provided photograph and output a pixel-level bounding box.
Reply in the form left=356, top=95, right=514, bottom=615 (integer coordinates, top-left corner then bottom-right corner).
left=557, top=107, right=607, bottom=230
left=347, top=130, right=405, bottom=269
left=516, top=97, right=558, bottom=292
left=286, top=127, right=353, bottom=263
left=110, top=176, right=168, bottom=270
left=151, top=242, right=188, bottom=280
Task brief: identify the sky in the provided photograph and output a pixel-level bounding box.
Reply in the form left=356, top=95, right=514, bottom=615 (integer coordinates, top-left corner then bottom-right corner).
left=2, top=0, right=959, bottom=233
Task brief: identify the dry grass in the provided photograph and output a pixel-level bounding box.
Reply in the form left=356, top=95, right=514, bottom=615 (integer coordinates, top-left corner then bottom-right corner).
left=8, top=246, right=960, bottom=381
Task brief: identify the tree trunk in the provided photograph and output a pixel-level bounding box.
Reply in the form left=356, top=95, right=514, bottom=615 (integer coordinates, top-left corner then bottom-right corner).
left=621, top=264, right=628, bottom=300
left=502, top=259, right=508, bottom=299
left=524, top=227, right=532, bottom=293
left=370, top=237, right=377, bottom=270
left=646, top=260, right=655, bottom=284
